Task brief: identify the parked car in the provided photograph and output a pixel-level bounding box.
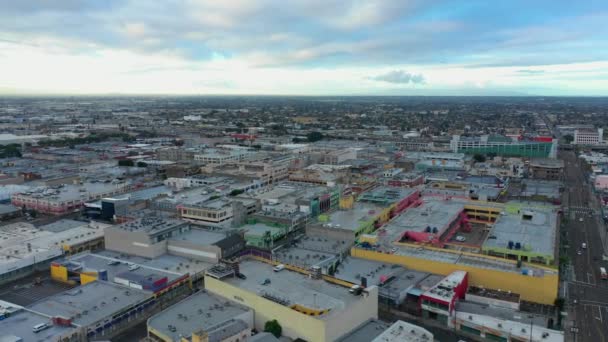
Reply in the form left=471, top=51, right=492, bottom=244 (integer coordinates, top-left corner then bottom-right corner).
left=455, top=236, right=466, bottom=242
left=260, top=278, right=271, bottom=286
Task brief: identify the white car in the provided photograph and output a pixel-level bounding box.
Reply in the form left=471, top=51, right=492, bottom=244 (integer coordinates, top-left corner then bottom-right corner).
left=579, top=218, right=584, bottom=222
left=455, top=236, right=466, bottom=242
left=128, top=263, right=140, bottom=271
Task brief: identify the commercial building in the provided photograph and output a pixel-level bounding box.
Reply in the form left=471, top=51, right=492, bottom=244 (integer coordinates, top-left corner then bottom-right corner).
left=178, top=197, right=258, bottom=227
left=381, top=197, right=467, bottom=247
left=338, top=319, right=434, bottom=342
left=104, top=217, right=244, bottom=262
left=386, top=171, right=425, bottom=188
left=372, top=320, right=434, bottom=342
left=0, top=302, right=80, bottom=342
left=205, top=259, right=379, bottom=342
left=574, top=128, right=603, bottom=145
left=147, top=291, right=253, bottom=342
left=244, top=182, right=341, bottom=217
left=454, top=302, right=564, bottom=341
left=11, top=182, right=130, bottom=215
left=0, top=221, right=109, bottom=284
left=420, top=271, right=468, bottom=325
left=28, top=280, right=156, bottom=340
left=451, top=135, right=558, bottom=158
left=202, top=155, right=293, bottom=186
left=194, top=149, right=253, bottom=165
left=310, top=187, right=420, bottom=239
left=482, top=207, right=558, bottom=265
left=528, top=158, right=564, bottom=180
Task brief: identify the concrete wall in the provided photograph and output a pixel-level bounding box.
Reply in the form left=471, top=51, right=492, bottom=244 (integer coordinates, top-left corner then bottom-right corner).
left=167, top=239, right=221, bottom=263
left=306, top=225, right=356, bottom=244
left=351, top=248, right=558, bottom=305
left=104, top=228, right=167, bottom=258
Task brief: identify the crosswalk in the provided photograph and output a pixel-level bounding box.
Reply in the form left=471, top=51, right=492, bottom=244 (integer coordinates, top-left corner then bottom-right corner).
left=568, top=206, right=598, bottom=215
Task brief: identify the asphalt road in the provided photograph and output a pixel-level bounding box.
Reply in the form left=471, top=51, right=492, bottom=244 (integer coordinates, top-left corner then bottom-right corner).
left=561, top=150, right=608, bottom=342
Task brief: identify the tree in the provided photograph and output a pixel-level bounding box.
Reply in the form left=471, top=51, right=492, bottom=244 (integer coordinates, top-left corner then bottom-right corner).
left=307, top=131, right=324, bottom=142
left=230, top=189, right=244, bottom=196
left=118, top=159, right=134, bottom=167
left=563, top=134, right=574, bottom=144
left=264, top=320, right=282, bottom=338
left=473, top=154, right=486, bottom=163
left=136, top=161, right=148, bottom=168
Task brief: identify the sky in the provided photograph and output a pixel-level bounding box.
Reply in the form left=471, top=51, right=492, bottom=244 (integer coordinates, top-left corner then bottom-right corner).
left=1, top=0, right=607, bottom=96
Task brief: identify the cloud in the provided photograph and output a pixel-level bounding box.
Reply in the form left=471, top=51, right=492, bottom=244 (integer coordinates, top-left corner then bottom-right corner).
left=517, top=69, right=545, bottom=75
left=370, top=70, right=425, bottom=84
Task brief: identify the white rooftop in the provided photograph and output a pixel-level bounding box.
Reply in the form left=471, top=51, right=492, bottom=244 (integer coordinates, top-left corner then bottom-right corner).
left=371, top=320, right=434, bottom=342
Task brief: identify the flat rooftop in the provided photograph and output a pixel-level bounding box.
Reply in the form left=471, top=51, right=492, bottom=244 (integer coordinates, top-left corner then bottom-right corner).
left=0, top=309, right=76, bottom=342
left=68, top=252, right=210, bottom=281
left=422, top=271, right=467, bottom=303
left=15, top=182, right=127, bottom=202
left=222, top=259, right=361, bottom=320
left=148, top=291, right=251, bottom=341
left=336, top=320, right=391, bottom=342
left=115, top=216, right=186, bottom=235
left=383, top=198, right=464, bottom=241
left=455, top=303, right=562, bottom=341
left=171, top=228, right=226, bottom=245
left=38, top=219, right=87, bottom=232
left=483, top=208, right=558, bottom=257
left=243, top=223, right=285, bottom=238
left=274, top=246, right=337, bottom=269
left=28, top=281, right=150, bottom=327
left=371, top=320, right=433, bottom=342
left=382, top=245, right=557, bottom=276
left=358, top=187, right=417, bottom=205
left=520, top=179, right=561, bottom=199
left=318, top=202, right=385, bottom=231
left=334, top=257, right=406, bottom=287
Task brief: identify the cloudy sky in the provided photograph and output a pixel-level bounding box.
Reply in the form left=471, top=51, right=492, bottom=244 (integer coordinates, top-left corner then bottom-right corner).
left=1, top=0, right=607, bottom=95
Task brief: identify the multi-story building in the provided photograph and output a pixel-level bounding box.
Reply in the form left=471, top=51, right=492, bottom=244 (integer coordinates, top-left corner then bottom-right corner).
left=0, top=220, right=109, bottom=284
left=157, top=147, right=198, bottom=162
left=574, top=128, right=604, bottom=145
left=147, top=291, right=254, bottom=342
left=11, top=182, right=130, bottom=215
left=104, top=216, right=245, bottom=262
left=420, top=271, right=468, bottom=326
left=205, top=259, right=379, bottom=342
left=451, top=135, right=558, bottom=158
left=178, top=198, right=258, bottom=227
left=528, top=158, right=564, bottom=180
left=194, top=148, right=253, bottom=165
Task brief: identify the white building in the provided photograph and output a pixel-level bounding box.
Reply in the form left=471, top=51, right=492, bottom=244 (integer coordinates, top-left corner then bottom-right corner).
left=371, top=320, right=434, bottom=342
left=574, top=128, right=604, bottom=145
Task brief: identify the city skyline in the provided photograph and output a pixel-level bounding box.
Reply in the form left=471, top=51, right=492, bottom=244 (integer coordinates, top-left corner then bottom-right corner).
left=1, top=0, right=607, bottom=96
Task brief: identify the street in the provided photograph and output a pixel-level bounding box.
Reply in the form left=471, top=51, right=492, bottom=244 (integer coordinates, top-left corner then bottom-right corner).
left=561, top=150, right=608, bottom=342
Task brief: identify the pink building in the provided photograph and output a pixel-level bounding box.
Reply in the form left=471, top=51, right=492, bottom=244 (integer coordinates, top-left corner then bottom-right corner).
left=595, top=175, right=608, bottom=190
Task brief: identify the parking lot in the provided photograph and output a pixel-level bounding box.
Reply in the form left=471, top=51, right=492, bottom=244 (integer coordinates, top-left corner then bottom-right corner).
left=0, top=270, right=75, bottom=306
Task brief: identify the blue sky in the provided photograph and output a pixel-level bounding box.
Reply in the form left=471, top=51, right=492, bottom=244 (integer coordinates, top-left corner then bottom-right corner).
left=1, top=0, right=607, bottom=95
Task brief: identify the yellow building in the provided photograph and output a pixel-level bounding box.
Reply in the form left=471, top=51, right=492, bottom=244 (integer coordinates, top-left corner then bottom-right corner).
left=351, top=247, right=558, bottom=305
left=205, top=259, right=379, bottom=342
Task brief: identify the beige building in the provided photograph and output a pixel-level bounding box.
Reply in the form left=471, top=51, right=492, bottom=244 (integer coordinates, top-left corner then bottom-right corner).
left=205, top=259, right=379, bottom=342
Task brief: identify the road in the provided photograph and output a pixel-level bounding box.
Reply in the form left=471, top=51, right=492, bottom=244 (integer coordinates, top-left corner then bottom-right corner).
left=561, top=150, right=608, bottom=342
